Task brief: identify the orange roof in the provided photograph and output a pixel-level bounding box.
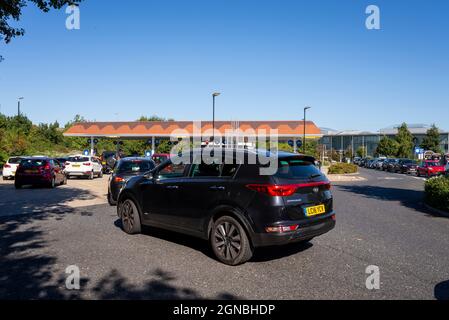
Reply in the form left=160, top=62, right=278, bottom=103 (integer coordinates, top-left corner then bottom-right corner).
left=64, top=121, right=322, bottom=137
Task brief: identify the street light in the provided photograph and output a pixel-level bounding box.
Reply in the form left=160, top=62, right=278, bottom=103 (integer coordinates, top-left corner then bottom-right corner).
left=18, top=97, right=24, bottom=117
left=212, top=92, right=221, bottom=143
left=303, top=106, right=311, bottom=154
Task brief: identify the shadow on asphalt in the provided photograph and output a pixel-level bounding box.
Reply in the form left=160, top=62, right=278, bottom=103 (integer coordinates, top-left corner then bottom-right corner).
left=0, top=208, right=78, bottom=299
left=435, top=280, right=449, bottom=300
left=335, top=185, right=446, bottom=218
left=114, top=219, right=314, bottom=264
left=91, top=268, right=238, bottom=300
left=0, top=206, right=238, bottom=299
left=0, top=184, right=96, bottom=217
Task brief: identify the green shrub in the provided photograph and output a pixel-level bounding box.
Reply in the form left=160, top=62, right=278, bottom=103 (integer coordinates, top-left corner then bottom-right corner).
left=425, top=176, right=449, bottom=212
left=328, top=163, right=358, bottom=175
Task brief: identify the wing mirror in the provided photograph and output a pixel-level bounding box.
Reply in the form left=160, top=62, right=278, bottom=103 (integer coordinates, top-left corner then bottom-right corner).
left=144, top=171, right=156, bottom=180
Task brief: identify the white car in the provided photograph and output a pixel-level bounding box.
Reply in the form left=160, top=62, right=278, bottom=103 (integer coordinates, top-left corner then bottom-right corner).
left=2, top=157, right=23, bottom=180
left=65, top=155, right=103, bottom=179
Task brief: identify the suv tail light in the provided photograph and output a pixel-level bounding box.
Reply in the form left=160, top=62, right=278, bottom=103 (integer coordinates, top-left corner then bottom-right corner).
left=246, top=181, right=331, bottom=197
left=83, top=162, right=91, bottom=166
left=265, top=225, right=299, bottom=233
left=246, top=184, right=297, bottom=197
left=40, top=163, right=51, bottom=171
left=114, top=177, right=125, bottom=183
left=4, top=164, right=11, bottom=168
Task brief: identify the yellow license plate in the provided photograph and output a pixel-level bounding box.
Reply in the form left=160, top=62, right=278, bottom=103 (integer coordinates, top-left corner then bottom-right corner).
left=72, top=165, right=80, bottom=167
left=305, top=205, right=326, bottom=217
left=25, top=169, right=38, bottom=174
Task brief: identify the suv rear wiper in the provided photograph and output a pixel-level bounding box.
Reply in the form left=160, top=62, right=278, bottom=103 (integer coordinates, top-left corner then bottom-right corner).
left=309, top=174, right=322, bottom=179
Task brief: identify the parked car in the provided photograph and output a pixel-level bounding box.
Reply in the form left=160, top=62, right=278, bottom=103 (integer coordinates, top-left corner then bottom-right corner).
left=375, top=159, right=385, bottom=170
left=382, top=159, right=395, bottom=171
left=116, top=149, right=335, bottom=265
left=15, top=157, right=67, bottom=189
left=100, top=151, right=117, bottom=174
left=2, top=156, right=23, bottom=180
left=108, top=157, right=155, bottom=205
left=55, top=157, right=69, bottom=169
left=65, top=155, right=103, bottom=179
left=366, top=159, right=376, bottom=169
left=386, top=159, right=400, bottom=172
left=393, top=159, right=418, bottom=174
left=353, top=157, right=362, bottom=165
left=151, top=153, right=170, bottom=165
left=417, top=160, right=446, bottom=178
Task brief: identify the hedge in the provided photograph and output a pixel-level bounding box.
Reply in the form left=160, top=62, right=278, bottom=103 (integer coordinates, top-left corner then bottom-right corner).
left=425, top=176, right=449, bottom=212
left=328, top=163, right=358, bottom=175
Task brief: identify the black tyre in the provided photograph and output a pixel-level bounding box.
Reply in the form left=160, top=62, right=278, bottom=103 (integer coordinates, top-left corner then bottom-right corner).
left=2, top=176, right=7, bottom=181
left=98, top=170, right=103, bottom=178
left=107, top=192, right=116, bottom=206
left=14, top=182, right=22, bottom=189
left=119, top=199, right=141, bottom=234
left=88, top=171, right=94, bottom=180
left=48, top=177, right=56, bottom=188
left=210, top=216, right=253, bottom=266
left=62, top=175, right=68, bottom=185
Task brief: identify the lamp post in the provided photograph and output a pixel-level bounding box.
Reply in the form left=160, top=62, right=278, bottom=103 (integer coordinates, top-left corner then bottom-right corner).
left=17, top=97, right=24, bottom=148
left=18, top=97, right=24, bottom=117
left=212, top=92, right=221, bottom=143
left=303, top=106, right=311, bottom=154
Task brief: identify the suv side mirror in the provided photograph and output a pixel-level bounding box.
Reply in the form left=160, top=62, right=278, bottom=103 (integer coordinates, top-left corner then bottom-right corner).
left=144, top=171, right=155, bottom=180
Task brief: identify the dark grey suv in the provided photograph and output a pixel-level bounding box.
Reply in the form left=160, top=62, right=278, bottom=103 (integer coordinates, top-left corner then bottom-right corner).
left=116, top=149, right=335, bottom=265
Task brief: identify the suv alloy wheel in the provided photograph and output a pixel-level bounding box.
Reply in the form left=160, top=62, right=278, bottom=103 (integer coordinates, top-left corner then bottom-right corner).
left=119, top=199, right=142, bottom=234
left=210, top=216, right=253, bottom=266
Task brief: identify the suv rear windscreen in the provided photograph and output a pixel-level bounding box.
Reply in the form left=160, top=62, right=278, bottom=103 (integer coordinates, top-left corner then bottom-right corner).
left=8, top=157, right=22, bottom=164
left=102, top=152, right=115, bottom=159
left=68, top=157, right=90, bottom=162
left=117, top=160, right=154, bottom=173
left=20, top=159, right=47, bottom=167
left=275, top=158, right=322, bottom=180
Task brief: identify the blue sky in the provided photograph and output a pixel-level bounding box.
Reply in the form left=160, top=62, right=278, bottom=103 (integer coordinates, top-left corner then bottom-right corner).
left=0, top=0, right=448, bottom=131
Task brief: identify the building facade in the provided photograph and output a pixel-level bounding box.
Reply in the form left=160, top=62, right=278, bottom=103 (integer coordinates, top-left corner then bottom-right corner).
left=320, top=125, right=449, bottom=157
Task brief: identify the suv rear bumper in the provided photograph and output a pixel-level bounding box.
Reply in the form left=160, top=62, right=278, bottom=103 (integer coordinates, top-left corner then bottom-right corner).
left=251, top=214, right=336, bottom=247
left=66, top=171, right=91, bottom=176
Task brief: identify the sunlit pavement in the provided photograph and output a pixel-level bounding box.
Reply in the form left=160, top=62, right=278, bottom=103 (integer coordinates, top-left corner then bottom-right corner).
left=1, top=169, right=449, bottom=300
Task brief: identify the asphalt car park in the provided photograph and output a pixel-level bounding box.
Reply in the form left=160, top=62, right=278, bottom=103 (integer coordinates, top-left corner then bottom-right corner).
left=1, top=167, right=449, bottom=300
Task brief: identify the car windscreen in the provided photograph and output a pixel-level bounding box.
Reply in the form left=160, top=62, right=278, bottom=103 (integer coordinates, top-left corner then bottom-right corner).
left=275, top=158, right=322, bottom=180
left=117, top=160, right=154, bottom=174
left=152, top=156, right=168, bottom=164
left=68, top=157, right=90, bottom=162
left=426, top=162, right=440, bottom=167
left=20, top=159, right=47, bottom=167
left=8, top=157, right=22, bottom=164
left=102, top=152, right=115, bottom=159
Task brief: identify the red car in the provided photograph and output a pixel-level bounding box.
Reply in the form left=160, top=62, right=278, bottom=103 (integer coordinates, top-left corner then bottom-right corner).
left=15, top=157, right=67, bottom=189
left=417, top=160, right=445, bottom=178
left=151, top=153, right=171, bottom=165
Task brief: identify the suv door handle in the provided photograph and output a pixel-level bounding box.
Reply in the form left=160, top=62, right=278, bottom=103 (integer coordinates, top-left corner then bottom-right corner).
left=210, top=186, right=225, bottom=191
left=166, top=185, right=179, bottom=189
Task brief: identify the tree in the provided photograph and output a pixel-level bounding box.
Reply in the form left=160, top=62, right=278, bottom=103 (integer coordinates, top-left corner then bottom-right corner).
left=138, top=115, right=174, bottom=122
left=1, top=1, right=84, bottom=61
left=344, top=146, right=353, bottom=159
left=356, top=146, right=366, bottom=158
left=421, top=124, right=442, bottom=154
left=376, top=136, right=398, bottom=157
left=395, top=123, right=414, bottom=158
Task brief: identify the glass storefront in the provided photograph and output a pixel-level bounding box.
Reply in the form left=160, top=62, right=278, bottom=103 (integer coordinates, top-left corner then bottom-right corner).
left=320, top=133, right=449, bottom=157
